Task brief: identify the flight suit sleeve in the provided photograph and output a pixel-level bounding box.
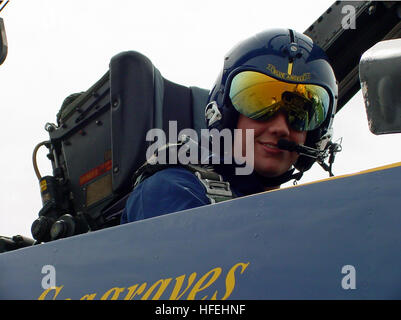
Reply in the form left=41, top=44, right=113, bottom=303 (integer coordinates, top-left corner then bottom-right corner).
left=120, top=167, right=211, bottom=223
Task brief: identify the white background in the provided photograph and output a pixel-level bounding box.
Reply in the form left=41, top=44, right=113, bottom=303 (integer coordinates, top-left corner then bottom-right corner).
left=0, top=0, right=400, bottom=237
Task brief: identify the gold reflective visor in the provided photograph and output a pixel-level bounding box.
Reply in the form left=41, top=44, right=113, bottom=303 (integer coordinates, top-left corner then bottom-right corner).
left=229, top=71, right=330, bottom=131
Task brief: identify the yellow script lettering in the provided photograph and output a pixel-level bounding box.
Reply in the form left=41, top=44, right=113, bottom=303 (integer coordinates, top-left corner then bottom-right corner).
left=187, top=267, right=221, bottom=300
left=101, top=287, right=126, bottom=300
left=124, top=283, right=147, bottom=300
left=169, top=272, right=197, bottom=300
left=38, top=285, right=64, bottom=300
left=141, top=278, right=172, bottom=300
left=221, top=262, right=250, bottom=300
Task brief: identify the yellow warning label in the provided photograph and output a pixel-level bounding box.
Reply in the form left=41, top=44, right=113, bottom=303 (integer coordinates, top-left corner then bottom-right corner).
left=40, top=180, right=47, bottom=192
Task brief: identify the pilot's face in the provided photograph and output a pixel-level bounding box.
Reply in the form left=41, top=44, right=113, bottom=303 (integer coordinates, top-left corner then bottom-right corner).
left=235, top=111, right=307, bottom=179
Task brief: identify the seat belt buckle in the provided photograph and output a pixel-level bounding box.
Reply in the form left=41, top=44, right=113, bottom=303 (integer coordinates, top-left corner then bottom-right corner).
left=194, top=172, right=233, bottom=204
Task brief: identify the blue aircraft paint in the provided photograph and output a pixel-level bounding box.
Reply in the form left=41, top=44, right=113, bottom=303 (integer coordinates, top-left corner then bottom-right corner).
left=0, top=164, right=400, bottom=299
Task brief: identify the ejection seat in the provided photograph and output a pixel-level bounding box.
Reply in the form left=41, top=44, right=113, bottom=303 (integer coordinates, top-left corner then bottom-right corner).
left=47, top=51, right=210, bottom=234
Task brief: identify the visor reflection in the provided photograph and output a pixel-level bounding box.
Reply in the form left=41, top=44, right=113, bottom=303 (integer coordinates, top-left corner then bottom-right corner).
left=229, top=71, right=330, bottom=131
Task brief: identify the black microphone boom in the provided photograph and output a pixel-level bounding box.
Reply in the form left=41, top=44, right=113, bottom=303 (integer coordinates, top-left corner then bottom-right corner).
left=277, top=139, right=320, bottom=159
left=277, top=138, right=342, bottom=177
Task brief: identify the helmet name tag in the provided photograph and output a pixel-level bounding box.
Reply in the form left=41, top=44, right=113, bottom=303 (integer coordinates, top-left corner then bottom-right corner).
left=266, top=64, right=311, bottom=82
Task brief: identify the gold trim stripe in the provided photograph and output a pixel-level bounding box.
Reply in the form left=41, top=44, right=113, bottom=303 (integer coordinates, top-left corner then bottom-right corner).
left=283, top=161, right=401, bottom=191
left=287, top=61, right=293, bottom=75
left=215, top=161, right=401, bottom=201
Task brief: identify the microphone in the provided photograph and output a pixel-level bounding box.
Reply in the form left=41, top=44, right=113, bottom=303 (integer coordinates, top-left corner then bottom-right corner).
left=278, top=138, right=342, bottom=177
left=277, top=139, right=321, bottom=159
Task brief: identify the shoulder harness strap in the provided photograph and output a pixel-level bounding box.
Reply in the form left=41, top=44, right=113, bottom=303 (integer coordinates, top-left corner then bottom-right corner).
left=185, top=164, right=233, bottom=204
left=132, top=161, right=234, bottom=204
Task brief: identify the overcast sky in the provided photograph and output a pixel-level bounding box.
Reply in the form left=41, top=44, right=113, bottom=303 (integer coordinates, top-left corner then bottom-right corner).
left=0, top=0, right=400, bottom=238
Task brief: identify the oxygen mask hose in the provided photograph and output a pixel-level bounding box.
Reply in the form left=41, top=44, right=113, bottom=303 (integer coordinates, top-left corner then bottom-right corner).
left=32, top=141, right=50, bottom=181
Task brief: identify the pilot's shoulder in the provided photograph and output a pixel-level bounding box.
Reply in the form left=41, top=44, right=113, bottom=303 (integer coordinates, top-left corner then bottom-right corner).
left=140, top=166, right=204, bottom=190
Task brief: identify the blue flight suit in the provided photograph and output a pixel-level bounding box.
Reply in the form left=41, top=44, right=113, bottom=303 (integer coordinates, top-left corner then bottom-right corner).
left=120, top=164, right=279, bottom=224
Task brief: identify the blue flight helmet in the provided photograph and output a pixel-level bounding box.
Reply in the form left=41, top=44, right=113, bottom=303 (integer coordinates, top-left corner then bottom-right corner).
left=205, top=28, right=338, bottom=175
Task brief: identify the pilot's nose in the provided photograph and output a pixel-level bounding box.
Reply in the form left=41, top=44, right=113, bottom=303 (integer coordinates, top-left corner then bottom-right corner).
left=265, top=111, right=291, bottom=138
